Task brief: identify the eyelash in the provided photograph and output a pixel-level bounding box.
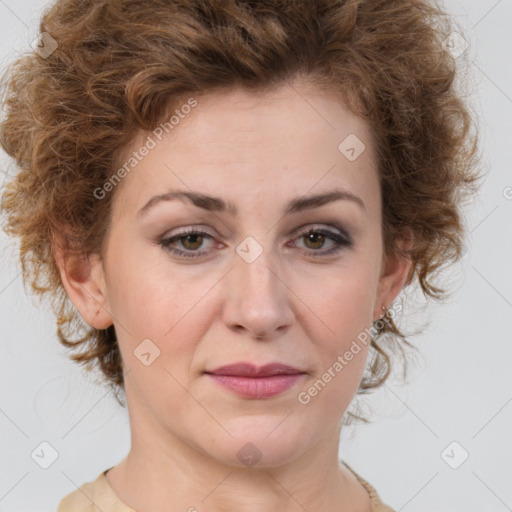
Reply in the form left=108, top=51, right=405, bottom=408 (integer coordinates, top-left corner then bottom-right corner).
left=158, top=225, right=353, bottom=260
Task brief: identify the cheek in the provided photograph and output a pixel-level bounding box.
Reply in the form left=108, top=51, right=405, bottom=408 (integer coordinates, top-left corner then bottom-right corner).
left=298, top=260, right=378, bottom=342
left=291, top=253, right=379, bottom=406
left=310, top=281, right=373, bottom=390
left=295, top=276, right=375, bottom=415
left=103, top=237, right=218, bottom=366
left=328, top=282, right=375, bottom=339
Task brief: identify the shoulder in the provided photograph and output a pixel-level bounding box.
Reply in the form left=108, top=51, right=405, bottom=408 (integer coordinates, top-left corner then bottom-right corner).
left=57, top=475, right=98, bottom=512
left=340, top=460, right=396, bottom=512
left=57, top=468, right=134, bottom=512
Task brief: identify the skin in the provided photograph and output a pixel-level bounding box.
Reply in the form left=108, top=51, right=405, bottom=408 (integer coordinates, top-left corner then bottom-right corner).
left=56, top=81, right=412, bottom=512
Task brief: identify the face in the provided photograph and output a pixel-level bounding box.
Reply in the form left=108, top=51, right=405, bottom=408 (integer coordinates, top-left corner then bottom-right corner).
left=63, top=82, right=409, bottom=468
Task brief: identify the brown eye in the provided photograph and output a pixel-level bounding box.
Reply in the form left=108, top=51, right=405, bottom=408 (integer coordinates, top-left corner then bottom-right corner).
left=291, top=226, right=353, bottom=257
left=180, top=233, right=204, bottom=250
left=159, top=229, right=217, bottom=259
left=303, top=232, right=326, bottom=250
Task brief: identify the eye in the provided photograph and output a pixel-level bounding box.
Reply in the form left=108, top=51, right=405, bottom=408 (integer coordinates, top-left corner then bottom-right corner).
left=289, top=225, right=352, bottom=256
left=158, top=228, right=218, bottom=259
left=157, top=224, right=352, bottom=260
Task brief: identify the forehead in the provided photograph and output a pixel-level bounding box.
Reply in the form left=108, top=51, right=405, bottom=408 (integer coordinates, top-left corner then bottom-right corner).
left=161, top=83, right=372, bottom=154
left=111, top=82, right=379, bottom=219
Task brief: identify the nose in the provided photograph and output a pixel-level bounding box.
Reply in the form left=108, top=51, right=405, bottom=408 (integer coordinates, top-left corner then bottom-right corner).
left=221, top=244, right=294, bottom=340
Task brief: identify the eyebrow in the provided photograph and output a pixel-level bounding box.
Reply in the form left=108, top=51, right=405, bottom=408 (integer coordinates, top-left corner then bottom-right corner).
left=137, top=188, right=365, bottom=218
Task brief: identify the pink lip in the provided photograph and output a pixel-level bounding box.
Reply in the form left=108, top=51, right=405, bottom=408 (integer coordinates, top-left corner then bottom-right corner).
left=205, top=363, right=305, bottom=399
left=207, top=363, right=303, bottom=377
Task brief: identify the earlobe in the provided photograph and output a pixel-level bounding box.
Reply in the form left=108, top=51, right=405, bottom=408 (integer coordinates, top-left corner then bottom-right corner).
left=373, top=228, right=414, bottom=320
left=53, top=239, right=113, bottom=330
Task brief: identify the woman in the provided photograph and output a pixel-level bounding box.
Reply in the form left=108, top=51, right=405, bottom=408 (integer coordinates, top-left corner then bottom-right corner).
left=0, top=0, right=480, bottom=510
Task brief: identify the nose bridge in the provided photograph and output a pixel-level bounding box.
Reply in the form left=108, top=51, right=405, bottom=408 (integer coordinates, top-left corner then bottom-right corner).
left=224, top=236, right=293, bottom=337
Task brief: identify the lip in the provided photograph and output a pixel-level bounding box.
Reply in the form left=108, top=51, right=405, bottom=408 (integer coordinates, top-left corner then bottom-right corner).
left=206, top=363, right=303, bottom=377
left=205, top=363, right=305, bottom=399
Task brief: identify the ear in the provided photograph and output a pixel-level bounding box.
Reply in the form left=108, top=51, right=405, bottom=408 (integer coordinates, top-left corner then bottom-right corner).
left=373, top=228, right=414, bottom=321
left=53, top=237, right=113, bottom=329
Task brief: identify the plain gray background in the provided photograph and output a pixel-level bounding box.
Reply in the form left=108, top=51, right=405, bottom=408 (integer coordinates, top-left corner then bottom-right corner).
left=0, top=0, right=511, bottom=510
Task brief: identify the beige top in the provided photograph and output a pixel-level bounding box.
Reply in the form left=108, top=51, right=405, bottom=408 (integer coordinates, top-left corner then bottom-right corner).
left=57, top=460, right=395, bottom=512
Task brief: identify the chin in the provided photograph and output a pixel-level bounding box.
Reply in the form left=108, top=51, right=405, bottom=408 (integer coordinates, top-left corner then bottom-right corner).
left=199, top=416, right=316, bottom=469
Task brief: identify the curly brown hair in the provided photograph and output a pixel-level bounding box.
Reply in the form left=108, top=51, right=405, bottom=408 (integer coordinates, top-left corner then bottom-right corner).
left=1, top=0, right=481, bottom=421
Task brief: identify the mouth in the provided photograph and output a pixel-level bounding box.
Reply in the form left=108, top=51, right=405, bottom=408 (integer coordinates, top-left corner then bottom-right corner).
left=204, top=363, right=306, bottom=399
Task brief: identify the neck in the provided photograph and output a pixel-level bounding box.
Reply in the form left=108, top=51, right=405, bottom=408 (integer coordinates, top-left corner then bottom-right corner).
left=106, top=421, right=370, bottom=512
